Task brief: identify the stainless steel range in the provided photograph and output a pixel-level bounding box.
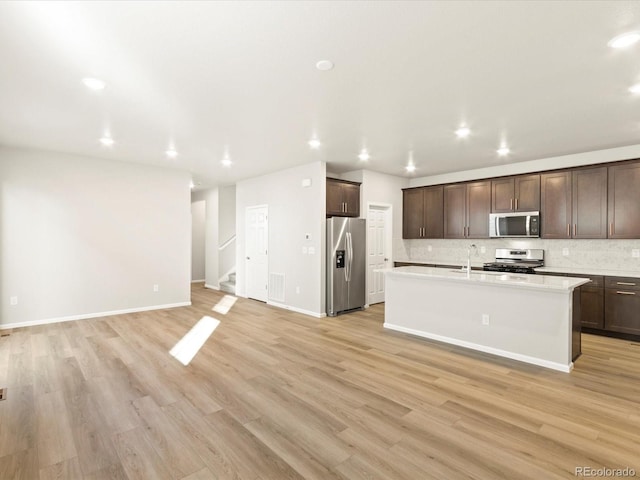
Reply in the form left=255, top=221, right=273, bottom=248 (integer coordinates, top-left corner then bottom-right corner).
left=483, top=248, right=544, bottom=274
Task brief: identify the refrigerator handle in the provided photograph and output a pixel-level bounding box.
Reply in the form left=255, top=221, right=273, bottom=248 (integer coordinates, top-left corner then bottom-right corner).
left=347, top=231, right=353, bottom=282
left=344, top=232, right=350, bottom=281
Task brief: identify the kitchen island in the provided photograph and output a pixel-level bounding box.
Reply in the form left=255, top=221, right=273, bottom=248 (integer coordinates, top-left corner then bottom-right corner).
left=381, top=266, right=590, bottom=372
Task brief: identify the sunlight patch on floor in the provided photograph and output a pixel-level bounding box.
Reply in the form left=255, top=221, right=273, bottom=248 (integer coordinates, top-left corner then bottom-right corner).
left=212, top=294, right=237, bottom=315
left=169, top=316, right=220, bottom=365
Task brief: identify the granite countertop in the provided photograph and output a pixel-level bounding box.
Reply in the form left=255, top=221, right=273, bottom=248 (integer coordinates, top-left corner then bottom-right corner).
left=380, top=266, right=590, bottom=292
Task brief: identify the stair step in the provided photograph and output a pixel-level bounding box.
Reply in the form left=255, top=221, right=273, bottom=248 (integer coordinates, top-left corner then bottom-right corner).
left=220, top=280, right=236, bottom=294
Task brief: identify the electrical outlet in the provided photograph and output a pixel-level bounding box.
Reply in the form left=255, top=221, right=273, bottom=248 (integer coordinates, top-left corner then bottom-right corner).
left=308, top=247, right=315, bottom=255
left=295, top=286, right=300, bottom=294
left=10, top=296, right=18, bottom=306
left=427, top=245, right=432, bottom=252
left=562, top=248, right=569, bottom=256
left=302, top=246, right=308, bottom=254
left=480, top=246, right=486, bottom=254
left=633, top=249, right=640, bottom=258
left=153, top=284, right=159, bottom=292
left=482, top=314, right=490, bottom=325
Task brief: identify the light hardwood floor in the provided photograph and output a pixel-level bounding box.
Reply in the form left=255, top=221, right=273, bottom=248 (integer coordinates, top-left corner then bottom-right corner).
left=1, top=284, right=639, bottom=479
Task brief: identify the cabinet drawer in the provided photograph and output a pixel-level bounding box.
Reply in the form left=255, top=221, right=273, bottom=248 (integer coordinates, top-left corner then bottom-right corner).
left=605, top=288, right=640, bottom=335
left=605, top=276, right=640, bottom=290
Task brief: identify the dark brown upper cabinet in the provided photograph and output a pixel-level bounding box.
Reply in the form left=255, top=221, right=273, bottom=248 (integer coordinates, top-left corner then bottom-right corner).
left=326, top=178, right=360, bottom=217
left=444, top=181, right=491, bottom=239
left=402, top=186, right=444, bottom=239
left=608, top=161, right=640, bottom=238
left=540, top=167, right=607, bottom=239
left=491, top=174, right=540, bottom=213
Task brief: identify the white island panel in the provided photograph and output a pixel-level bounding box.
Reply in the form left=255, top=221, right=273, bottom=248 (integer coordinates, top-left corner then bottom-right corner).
left=382, top=267, right=589, bottom=372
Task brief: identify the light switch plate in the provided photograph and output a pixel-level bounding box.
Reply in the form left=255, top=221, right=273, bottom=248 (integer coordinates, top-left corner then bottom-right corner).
left=302, top=246, right=308, bottom=254
left=308, top=247, right=315, bottom=255
left=562, top=248, right=569, bottom=256
left=633, top=249, right=640, bottom=258
left=480, top=246, right=486, bottom=254
left=427, top=245, right=432, bottom=252
left=10, top=296, right=18, bottom=306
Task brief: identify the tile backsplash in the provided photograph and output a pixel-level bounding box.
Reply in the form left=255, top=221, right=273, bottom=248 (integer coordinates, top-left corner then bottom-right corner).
left=394, top=238, right=640, bottom=273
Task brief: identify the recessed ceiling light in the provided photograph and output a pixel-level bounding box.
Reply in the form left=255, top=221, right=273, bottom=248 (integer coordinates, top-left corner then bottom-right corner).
left=166, top=149, right=178, bottom=158
left=316, top=60, right=334, bottom=71
left=99, top=136, right=114, bottom=147
left=308, top=138, right=321, bottom=149
left=629, top=83, right=640, bottom=94
left=608, top=31, right=640, bottom=49
left=82, top=77, right=106, bottom=91
left=455, top=126, right=471, bottom=138
left=497, top=146, right=510, bottom=156
left=358, top=149, right=370, bottom=161
left=405, top=164, right=416, bottom=173
left=222, top=156, right=232, bottom=167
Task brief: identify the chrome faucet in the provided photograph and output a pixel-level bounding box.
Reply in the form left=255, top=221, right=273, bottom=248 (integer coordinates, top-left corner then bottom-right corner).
left=464, top=244, right=478, bottom=277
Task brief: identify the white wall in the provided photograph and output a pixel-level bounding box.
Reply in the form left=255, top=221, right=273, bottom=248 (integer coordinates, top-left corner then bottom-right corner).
left=236, top=161, right=326, bottom=316
left=202, top=188, right=220, bottom=289
left=0, top=146, right=191, bottom=328
left=190, top=199, right=206, bottom=281
left=409, top=144, right=640, bottom=187
left=218, top=185, right=236, bottom=280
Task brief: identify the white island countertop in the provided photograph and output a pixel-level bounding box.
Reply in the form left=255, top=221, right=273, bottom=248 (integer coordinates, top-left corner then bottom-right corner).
left=381, top=266, right=591, bottom=292
left=380, top=266, right=586, bottom=372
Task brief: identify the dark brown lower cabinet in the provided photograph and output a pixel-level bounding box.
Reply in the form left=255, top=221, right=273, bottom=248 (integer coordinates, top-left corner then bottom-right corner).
left=604, top=276, right=640, bottom=335
left=572, top=288, right=581, bottom=361
left=579, top=276, right=604, bottom=329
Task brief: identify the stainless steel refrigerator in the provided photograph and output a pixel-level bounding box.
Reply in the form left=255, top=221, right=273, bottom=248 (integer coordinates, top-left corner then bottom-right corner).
left=326, top=217, right=366, bottom=316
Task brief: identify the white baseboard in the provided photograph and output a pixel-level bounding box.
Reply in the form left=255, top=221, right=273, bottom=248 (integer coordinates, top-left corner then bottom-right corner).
left=191, top=279, right=205, bottom=283
left=267, top=300, right=325, bottom=318
left=0, top=302, right=192, bottom=330
left=383, top=323, right=573, bottom=373
left=204, top=284, right=220, bottom=290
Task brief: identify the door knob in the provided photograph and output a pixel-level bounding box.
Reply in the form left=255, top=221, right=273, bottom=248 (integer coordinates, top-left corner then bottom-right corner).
left=246, top=256, right=250, bottom=260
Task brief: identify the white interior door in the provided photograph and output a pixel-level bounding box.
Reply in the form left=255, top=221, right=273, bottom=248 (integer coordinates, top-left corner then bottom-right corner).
left=367, top=205, right=391, bottom=305
left=245, top=205, right=268, bottom=302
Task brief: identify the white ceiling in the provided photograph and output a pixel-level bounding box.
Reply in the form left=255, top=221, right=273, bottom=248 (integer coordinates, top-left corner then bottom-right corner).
left=2, top=1, right=640, bottom=188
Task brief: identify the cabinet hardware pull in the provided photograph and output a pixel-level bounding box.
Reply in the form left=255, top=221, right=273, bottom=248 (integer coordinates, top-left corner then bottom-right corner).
left=616, top=282, right=636, bottom=286
left=616, top=291, right=636, bottom=295
left=573, top=224, right=577, bottom=236
left=567, top=224, right=570, bottom=237
left=609, top=223, right=613, bottom=236
left=515, top=198, right=518, bottom=210
left=510, top=198, right=513, bottom=210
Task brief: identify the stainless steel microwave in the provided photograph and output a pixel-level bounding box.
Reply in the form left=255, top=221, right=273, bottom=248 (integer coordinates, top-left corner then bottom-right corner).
left=489, top=211, right=540, bottom=238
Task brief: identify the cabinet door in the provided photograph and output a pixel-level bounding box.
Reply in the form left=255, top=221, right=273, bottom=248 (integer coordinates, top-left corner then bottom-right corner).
left=572, top=167, right=607, bottom=239
left=403, top=189, right=424, bottom=239
left=605, top=288, right=640, bottom=335
left=443, top=184, right=466, bottom=238
left=540, top=171, right=571, bottom=239
left=423, top=186, right=444, bottom=238
left=581, top=287, right=604, bottom=329
left=608, top=161, right=640, bottom=238
left=466, top=181, right=491, bottom=238
left=491, top=178, right=515, bottom=213
left=514, top=174, right=540, bottom=211
left=326, top=179, right=345, bottom=216
left=342, top=183, right=360, bottom=217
